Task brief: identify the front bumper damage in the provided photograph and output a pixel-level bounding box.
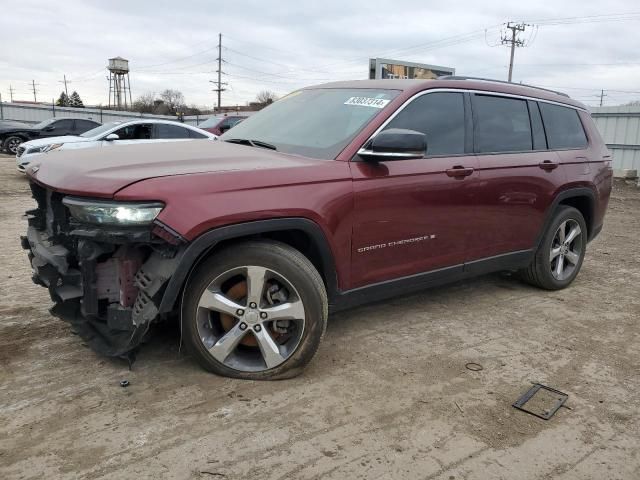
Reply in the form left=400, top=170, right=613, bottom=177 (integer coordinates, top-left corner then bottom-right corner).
left=22, top=183, right=186, bottom=358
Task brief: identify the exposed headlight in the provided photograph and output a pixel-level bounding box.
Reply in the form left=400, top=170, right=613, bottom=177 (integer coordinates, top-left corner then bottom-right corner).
left=44, top=143, right=64, bottom=153
left=62, top=198, right=164, bottom=225
left=26, top=146, right=48, bottom=154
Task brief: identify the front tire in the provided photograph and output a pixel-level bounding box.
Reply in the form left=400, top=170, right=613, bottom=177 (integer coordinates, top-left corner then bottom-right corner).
left=520, top=206, right=587, bottom=290
left=181, top=240, right=328, bottom=380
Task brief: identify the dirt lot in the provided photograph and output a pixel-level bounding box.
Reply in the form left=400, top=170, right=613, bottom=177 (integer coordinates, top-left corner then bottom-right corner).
left=0, top=153, right=638, bottom=480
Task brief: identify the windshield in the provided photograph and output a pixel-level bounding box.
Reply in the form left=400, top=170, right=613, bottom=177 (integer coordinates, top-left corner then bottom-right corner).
left=219, top=88, right=400, bottom=159
left=198, top=116, right=224, bottom=128
left=32, top=118, right=57, bottom=129
left=80, top=122, right=122, bottom=138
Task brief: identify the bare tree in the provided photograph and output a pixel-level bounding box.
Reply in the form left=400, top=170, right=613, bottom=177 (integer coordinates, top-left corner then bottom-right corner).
left=132, top=92, right=157, bottom=113
left=159, top=89, right=186, bottom=114
left=255, top=90, right=278, bottom=105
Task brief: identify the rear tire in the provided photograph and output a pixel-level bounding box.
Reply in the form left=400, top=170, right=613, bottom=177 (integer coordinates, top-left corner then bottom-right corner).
left=181, top=240, right=328, bottom=380
left=520, top=205, right=587, bottom=290
left=3, top=135, right=24, bottom=155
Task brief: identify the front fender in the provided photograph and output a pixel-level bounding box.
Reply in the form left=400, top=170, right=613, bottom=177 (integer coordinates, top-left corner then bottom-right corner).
left=157, top=217, right=339, bottom=314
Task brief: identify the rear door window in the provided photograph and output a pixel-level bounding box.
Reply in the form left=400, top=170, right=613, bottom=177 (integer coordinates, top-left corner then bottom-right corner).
left=154, top=124, right=192, bottom=139
left=74, top=119, right=99, bottom=134
left=49, top=119, right=74, bottom=135
left=188, top=129, right=208, bottom=139
left=382, top=92, right=466, bottom=156
left=539, top=103, right=588, bottom=149
left=473, top=95, right=532, bottom=153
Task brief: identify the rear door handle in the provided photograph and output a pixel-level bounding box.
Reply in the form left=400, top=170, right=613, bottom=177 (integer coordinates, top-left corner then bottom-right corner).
left=539, top=160, right=559, bottom=171
left=446, top=166, right=474, bottom=178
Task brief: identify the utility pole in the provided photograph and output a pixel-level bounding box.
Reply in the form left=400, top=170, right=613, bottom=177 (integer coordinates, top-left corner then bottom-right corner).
left=599, top=89, right=607, bottom=107
left=9, top=85, right=14, bottom=102
left=210, top=33, right=227, bottom=111
left=59, top=75, right=71, bottom=96
left=501, top=22, right=529, bottom=82
left=30, top=80, right=39, bottom=102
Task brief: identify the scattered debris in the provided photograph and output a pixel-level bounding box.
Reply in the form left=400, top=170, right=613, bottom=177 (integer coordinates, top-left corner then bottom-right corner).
left=200, top=471, right=225, bottom=477
left=465, top=362, right=483, bottom=372
left=512, top=383, right=568, bottom=420
left=120, top=380, right=130, bottom=388
left=454, top=401, right=464, bottom=414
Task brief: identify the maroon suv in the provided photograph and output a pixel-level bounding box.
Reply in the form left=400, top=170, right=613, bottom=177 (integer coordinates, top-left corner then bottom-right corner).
left=22, top=78, right=612, bottom=379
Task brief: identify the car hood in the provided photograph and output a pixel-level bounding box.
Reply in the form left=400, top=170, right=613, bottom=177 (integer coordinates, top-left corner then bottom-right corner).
left=27, top=140, right=342, bottom=197
left=22, top=135, right=87, bottom=148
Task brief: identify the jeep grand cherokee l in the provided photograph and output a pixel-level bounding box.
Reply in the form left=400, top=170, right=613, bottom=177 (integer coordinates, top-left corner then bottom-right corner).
left=22, top=78, right=612, bottom=380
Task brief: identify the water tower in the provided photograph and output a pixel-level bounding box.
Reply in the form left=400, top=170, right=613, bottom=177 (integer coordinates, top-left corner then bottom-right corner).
left=107, top=56, right=132, bottom=110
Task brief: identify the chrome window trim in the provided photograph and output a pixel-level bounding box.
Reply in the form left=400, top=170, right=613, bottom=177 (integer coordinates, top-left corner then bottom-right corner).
left=357, top=87, right=588, bottom=157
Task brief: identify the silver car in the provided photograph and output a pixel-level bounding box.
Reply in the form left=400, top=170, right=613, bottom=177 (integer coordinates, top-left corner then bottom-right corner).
left=16, top=119, right=217, bottom=172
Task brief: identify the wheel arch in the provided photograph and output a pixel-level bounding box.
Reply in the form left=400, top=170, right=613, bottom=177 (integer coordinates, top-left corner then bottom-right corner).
left=535, top=187, right=597, bottom=250
left=158, top=218, right=339, bottom=314
left=558, top=194, right=594, bottom=238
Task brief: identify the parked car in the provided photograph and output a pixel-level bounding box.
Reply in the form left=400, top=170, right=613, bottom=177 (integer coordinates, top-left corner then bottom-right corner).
left=198, top=115, right=246, bottom=136
left=1, top=117, right=100, bottom=154
left=22, top=78, right=612, bottom=380
left=16, top=119, right=217, bottom=172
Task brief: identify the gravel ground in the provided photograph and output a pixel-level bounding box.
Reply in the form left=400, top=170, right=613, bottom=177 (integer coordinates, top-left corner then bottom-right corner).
left=1, top=153, right=639, bottom=479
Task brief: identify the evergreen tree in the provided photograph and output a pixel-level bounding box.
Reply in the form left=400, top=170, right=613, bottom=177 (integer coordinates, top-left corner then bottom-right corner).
left=69, top=91, right=84, bottom=108
left=56, top=91, right=70, bottom=106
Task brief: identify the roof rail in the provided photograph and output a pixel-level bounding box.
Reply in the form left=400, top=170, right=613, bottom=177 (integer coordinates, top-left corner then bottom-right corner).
left=439, top=75, right=570, bottom=98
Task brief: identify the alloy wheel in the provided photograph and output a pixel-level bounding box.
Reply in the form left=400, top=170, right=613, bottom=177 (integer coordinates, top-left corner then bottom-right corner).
left=195, top=265, right=306, bottom=372
left=7, top=138, right=21, bottom=154
left=550, top=219, right=582, bottom=281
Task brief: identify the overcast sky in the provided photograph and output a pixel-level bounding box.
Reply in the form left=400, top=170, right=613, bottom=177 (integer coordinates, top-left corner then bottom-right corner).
left=2, top=0, right=639, bottom=109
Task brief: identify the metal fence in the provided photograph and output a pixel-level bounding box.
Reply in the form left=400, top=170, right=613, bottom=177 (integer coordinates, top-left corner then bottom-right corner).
left=591, top=106, right=640, bottom=174
left=0, top=101, right=204, bottom=126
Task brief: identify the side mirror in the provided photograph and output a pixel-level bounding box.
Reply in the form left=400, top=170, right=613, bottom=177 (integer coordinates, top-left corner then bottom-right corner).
left=43, top=126, right=55, bottom=132
left=358, top=128, right=426, bottom=161
left=104, top=133, right=119, bottom=141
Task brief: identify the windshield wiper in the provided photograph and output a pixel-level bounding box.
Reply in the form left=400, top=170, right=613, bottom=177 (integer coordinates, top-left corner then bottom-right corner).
left=225, top=138, right=277, bottom=151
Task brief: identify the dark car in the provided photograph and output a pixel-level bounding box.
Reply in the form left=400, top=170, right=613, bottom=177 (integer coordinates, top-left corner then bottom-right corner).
left=22, top=77, right=612, bottom=380
left=198, top=115, right=246, bottom=136
left=1, top=117, right=101, bottom=154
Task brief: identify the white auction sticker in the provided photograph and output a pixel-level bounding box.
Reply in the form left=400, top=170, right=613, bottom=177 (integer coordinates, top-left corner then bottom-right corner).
left=344, top=97, right=391, bottom=108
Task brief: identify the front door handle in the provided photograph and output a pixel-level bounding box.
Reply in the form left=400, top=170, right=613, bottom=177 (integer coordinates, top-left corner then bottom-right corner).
left=539, top=160, right=559, bottom=171
left=446, top=166, right=474, bottom=178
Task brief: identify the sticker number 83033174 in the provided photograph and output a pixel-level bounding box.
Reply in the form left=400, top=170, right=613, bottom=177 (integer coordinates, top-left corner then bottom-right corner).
left=344, top=97, right=391, bottom=108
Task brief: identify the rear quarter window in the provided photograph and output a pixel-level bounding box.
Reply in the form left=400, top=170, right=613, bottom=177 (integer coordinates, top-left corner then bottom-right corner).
left=539, top=103, right=588, bottom=149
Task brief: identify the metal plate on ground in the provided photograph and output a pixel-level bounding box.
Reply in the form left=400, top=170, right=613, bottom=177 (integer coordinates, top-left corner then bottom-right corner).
left=513, top=383, right=568, bottom=420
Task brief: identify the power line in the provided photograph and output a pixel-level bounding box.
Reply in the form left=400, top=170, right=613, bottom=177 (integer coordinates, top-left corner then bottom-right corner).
left=224, top=61, right=334, bottom=82
left=525, top=12, right=640, bottom=26
left=136, top=44, right=219, bottom=71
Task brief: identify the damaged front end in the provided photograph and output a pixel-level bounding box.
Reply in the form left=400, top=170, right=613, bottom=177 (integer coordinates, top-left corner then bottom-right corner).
left=22, top=182, right=186, bottom=358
